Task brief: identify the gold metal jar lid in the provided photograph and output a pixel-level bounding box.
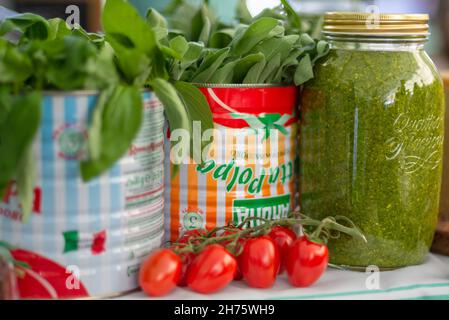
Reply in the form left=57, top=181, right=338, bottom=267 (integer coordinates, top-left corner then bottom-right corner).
left=323, top=12, right=430, bottom=36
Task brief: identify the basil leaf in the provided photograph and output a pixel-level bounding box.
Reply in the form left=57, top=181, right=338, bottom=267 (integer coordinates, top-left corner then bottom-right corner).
left=0, top=39, right=32, bottom=85
left=231, top=17, right=279, bottom=56
left=0, top=13, right=50, bottom=40
left=16, top=144, right=36, bottom=223
left=0, top=92, right=41, bottom=194
left=42, top=36, right=118, bottom=90
left=85, top=87, right=113, bottom=162
left=0, top=87, right=12, bottom=125
left=103, top=0, right=157, bottom=54
left=47, top=18, right=72, bottom=40
left=81, top=86, right=143, bottom=181
left=103, top=0, right=158, bottom=85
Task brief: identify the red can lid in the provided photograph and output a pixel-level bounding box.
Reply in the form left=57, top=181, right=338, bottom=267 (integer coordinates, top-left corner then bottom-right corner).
left=199, top=86, right=298, bottom=129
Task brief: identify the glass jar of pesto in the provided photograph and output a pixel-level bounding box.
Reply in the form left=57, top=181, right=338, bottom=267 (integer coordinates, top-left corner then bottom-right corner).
left=300, top=12, right=445, bottom=269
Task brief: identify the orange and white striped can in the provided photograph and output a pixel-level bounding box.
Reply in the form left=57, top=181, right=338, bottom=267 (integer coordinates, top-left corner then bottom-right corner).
left=164, top=85, right=299, bottom=241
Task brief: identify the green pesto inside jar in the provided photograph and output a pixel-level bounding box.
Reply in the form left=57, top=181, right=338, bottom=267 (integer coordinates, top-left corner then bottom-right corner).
left=300, top=41, right=445, bottom=269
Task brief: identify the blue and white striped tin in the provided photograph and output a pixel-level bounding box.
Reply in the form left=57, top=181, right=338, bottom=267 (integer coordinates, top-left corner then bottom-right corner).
left=0, top=91, right=165, bottom=299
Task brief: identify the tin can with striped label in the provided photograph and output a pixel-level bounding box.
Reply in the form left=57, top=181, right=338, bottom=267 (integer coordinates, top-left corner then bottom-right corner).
left=164, top=85, right=299, bottom=241
left=0, top=91, right=165, bottom=299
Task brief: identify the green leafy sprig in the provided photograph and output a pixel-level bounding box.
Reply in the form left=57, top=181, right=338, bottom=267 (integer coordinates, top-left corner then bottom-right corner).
left=0, top=0, right=214, bottom=222
left=162, top=0, right=329, bottom=86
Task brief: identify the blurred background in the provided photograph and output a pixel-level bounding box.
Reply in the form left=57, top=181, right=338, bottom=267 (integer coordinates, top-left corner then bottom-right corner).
left=0, top=0, right=448, bottom=64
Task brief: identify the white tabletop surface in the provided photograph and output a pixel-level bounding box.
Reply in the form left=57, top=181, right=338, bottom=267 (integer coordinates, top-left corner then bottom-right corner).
left=115, top=253, right=449, bottom=300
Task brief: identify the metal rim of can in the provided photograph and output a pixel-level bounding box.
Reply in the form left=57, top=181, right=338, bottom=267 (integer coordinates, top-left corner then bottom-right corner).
left=192, top=83, right=296, bottom=89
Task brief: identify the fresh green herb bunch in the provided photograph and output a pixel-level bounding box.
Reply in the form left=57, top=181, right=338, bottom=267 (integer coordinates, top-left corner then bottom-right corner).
left=161, top=0, right=329, bottom=85
left=165, top=0, right=323, bottom=38
left=165, top=18, right=328, bottom=85
left=163, top=0, right=221, bottom=46
left=0, top=0, right=213, bottom=221
left=0, top=14, right=126, bottom=220
left=247, top=0, right=324, bottom=38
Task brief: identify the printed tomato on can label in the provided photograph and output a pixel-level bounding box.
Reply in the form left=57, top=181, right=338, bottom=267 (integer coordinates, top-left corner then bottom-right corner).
left=164, top=86, right=299, bottom=241
left=0, top=91, right=165, bottom=299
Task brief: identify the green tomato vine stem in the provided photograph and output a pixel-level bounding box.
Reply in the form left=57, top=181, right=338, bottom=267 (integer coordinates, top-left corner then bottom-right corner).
left=171, top=212, right=367, bottom=256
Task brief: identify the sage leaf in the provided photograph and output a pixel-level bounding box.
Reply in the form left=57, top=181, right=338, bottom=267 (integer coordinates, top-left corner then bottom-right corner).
left=294, top=54, right=314, bottom=85
left=150, top=78, right=191, bottom=167
left=146, top=8, right=169, bottom=41
left=208, top=61, right=237, bottom=84
left=259, top=52, right=281, bottom=83
left=210, top=29, right=234, bottom=49
left=174, top=81, right=214, bottom=164
left=231, top=17, right=279, bottom=56
left=170, top=36, right=189, bottom=57
left=281, top=0, right=301, bottom=30
left=233, top=53, right=265, bottom=83
left=191, top=47, right=230, bottom=83
left=243, top=58, right=267, bottom=84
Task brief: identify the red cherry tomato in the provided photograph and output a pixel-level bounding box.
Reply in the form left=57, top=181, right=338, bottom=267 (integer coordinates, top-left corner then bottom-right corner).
left=239, top=236, right=280, bottom=289
left=268, top=226, right=297, bottom=274
left=231, top=238, right=247, bottom=281
left=285, top=236, right=329, bottom=288
left=220, top=227, right=246, bottom=280
left=139, top=249, right=182, bottom=297
left=186, top=244, right=237, bottom=294
left=177, top=251, right=196, bottom=287
left=178, top=229, right=207, bottom=244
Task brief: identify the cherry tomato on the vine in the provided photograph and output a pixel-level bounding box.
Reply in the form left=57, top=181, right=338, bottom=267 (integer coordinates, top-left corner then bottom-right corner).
left=139, top=249, right=182, bottom=297
left=285, top=236, right=329, bottom=288
left=220, top=227, right=246, bottom=280
left=232, top=238, right=246, bottom=281
left=177, top=251, right=196, bottom=287
left=268, top=226, right=297, bottom=274
left=186, top=244, right=237, bottom=294
left=239, top=236, right=280, bottom=289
